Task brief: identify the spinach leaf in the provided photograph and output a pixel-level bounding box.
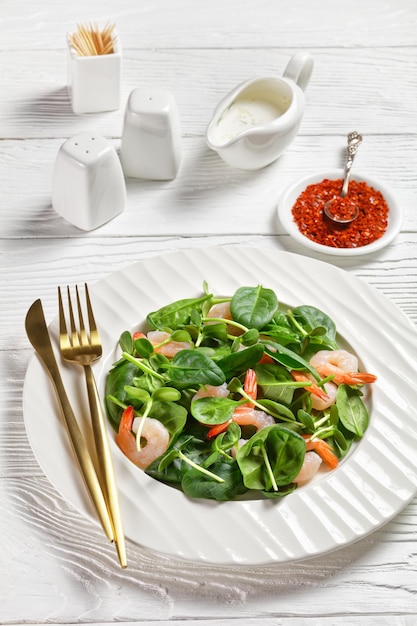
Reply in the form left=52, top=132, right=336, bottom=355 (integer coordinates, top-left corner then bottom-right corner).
left=256, top=399, right=296, bottom=423
left=262, top=483, right=298, bottom=498
left=105, top=360, right=140, bottom=427
left=263, top=341, right=320, bottom=380
left=149, top=400, right=188, bottom=442
left=262, top=310, right=301, bottom=346
left=217, top=343, right=264, bottom=379
left=236, top=425, right=305, bottom=490
left=191, top=396, right=239, bottom=425
left=147, top=294, right=212, bottom=330
left=181, top=459, right=247, bottom=501
left=162, top=349, right=226, bottom=386
left=147, top=432, right=210, bottom=484
left=231, top=286, right=278, bottom=330
left=255, top=363, right=298, bottom=404
left=291, top=305, right=338, bottom=350
left=336, top=384, right=369, bottom=438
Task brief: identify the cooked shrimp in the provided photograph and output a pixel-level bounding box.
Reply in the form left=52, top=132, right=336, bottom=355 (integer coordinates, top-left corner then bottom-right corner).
left=206, top=301, right=231, bottom=318
left=207, top=369, right=275, bottom=437
left=292, top=371, right=338, bottom=410
left=310, top=349, right=377, bottom=386
left=311, top=380, right=338, bottom=410
left=192, top=383, right=230, bottom=402
left=291, top=370, right=330, bottom=402
left=146, top=330, right=192, bottom=358
left=303, top=435, right=339, bottom=469
left=116, top=406, right=170, bottom=470
left=233, top=408, right=275, bottom=429
left=294, top=435, right=339, bottom=484
left=293, top=451, right=323, bottom=484
left=205, top=301, right=241, bottom=336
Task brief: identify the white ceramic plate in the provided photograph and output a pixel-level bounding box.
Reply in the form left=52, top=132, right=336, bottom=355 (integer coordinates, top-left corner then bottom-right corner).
left=278, top=169, right=403, bottom=256
left=23, top=245, right=417, bottom=565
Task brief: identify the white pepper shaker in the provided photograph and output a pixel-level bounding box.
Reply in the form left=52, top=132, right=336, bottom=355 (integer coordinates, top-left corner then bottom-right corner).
left=121, top=87, right=182, bottom=180
left=52, top=132, right=126, bottom=230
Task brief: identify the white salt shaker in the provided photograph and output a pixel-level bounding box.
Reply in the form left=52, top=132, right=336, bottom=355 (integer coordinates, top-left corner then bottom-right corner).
left=52, top=132, right=126, bottom=231
left=67, top=30, right=121, bottom=114
left=121, top=87, right=182, bottom=180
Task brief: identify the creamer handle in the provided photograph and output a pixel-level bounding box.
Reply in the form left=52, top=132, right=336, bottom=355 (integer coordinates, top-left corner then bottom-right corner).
left=283, top=52, right=314, bottom=91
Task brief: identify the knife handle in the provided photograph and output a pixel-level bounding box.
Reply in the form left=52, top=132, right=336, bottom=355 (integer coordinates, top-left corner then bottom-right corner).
left=50, top=367, right=115, bottom=543
left=84, top=364, right=126, bottom=567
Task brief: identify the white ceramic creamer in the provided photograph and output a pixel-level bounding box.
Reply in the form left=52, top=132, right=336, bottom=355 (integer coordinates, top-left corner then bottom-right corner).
left=205, top=52, right=313, bottom=170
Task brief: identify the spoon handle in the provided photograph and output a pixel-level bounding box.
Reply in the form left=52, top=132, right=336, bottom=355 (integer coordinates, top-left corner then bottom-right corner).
left=341, top=131, right=362, bottom=196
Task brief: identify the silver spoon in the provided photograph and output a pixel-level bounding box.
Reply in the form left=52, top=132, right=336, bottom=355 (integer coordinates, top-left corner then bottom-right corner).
left=324, top=131, right=363, bottom=223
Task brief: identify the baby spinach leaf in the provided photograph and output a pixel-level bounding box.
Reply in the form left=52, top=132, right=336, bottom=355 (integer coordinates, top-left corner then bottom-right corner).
left=201, top=322, right=228, bottom=342
left=217, top=343, right=264, bottom=379
left=147, top=294, right=212, bottom=330
left=262, top=483, right=298, bottom=498
left=292, top=305, right=338, bottom=350
left=191, top=396, right=239, bottom=425
left=256, top=399, right=296, bottom=422
left=236, top=425, right=305, bottom=490
left=162, top=350, right=226, bottom=386
left=255, top=363, right=298, bottom=404
left=262, top=310, right=301, bottom=346
left=231, top=286, right=278, bottom=330
left=211, top=422, right=241, bottom=459
left=105, top=360, right=141, bottom=427
left=263, top=341, right=320, bottom=380
left=181, top=459, right=247, bottom=501
left=149, top=400, right=188, bottom=442
left=336, top=384, right=369, bottom=438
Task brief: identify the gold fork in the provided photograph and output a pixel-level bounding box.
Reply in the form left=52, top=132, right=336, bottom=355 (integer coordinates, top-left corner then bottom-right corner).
left=58, top=284, right=126, bottom=568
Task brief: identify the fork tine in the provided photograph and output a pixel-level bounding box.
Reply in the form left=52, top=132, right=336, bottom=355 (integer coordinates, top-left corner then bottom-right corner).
left=58, top=286, right=68, bottom=341
left=75, top=285, right=89, bottom=347
left=67, top=286, right=81, bottom=348
left=84, top=283, right=101, bottom=346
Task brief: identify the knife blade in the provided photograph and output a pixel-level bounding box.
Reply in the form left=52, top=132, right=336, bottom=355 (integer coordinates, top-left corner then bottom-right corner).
left=25, top=299, right=114, bottom=543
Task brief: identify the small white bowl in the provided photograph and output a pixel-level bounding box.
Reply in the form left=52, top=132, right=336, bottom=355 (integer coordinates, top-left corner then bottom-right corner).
left=277, top=169, right=403, bottom=256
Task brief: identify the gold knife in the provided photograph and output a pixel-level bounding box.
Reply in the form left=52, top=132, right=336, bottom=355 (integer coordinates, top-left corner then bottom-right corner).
left=25, top=299, right=115, bottom=545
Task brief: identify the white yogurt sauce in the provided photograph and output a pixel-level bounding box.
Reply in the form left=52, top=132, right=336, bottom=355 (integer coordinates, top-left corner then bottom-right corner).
left=214, top=97, right=288, bottom=143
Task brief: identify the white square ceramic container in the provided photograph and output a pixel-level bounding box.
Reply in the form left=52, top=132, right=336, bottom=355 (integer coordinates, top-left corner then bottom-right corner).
left=121, top=87, right=182, bottom=180
left=67, top=31, right=121, bottom=114
left=52, top=132, right=126, bottom=230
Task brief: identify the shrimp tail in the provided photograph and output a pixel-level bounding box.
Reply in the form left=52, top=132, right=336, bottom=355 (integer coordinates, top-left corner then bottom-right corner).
left=304, top=435, right=339, bottom=469
left=291, top=370, right=330, bottom=401
left=117, top=405, right=134, bottom=435
left=208, top=421, right=231, bottom=438
left=243, top=368, right=257, bottom=403
left=207, top=369, right=260, bottom=438
left=343, top=372, right=377, bottom=385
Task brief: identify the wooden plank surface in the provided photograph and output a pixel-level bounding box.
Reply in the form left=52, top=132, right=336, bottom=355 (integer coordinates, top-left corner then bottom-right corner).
left=1, top=0, right=417, bottom=623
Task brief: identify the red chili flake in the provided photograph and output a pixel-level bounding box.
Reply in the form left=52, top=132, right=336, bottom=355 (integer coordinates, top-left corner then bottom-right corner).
left=291, top=179, right=389, bottom=248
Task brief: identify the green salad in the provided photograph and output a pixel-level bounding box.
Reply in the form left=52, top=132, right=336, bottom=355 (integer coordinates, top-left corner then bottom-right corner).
left=105, top=284, right=376, bottom=501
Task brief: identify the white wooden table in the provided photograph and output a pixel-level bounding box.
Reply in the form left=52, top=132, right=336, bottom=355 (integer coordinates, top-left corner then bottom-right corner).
left=1, top=0, right=417, bottom=623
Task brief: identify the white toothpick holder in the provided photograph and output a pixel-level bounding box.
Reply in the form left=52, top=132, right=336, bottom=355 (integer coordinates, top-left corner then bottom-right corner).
left=121, top=87, right=182, bottom=180
left=67, top=31, right=121, bottom=114
left=52, top=132, right=126, bottom=231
